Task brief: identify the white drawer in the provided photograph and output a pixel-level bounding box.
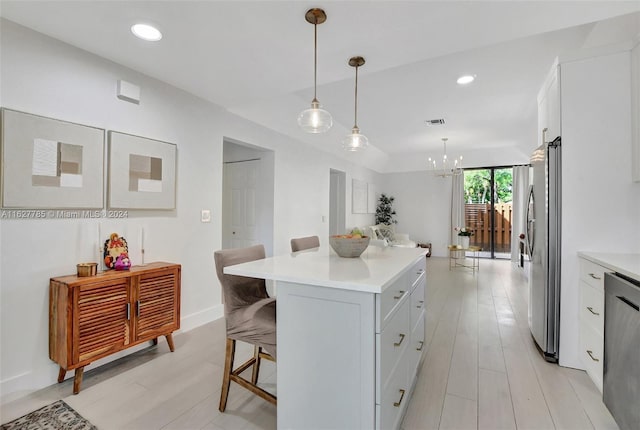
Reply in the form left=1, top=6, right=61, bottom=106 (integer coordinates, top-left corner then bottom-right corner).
left=579, top=259, right=608, bottom=292
left=377, top=273, right=409, bottom=331
left=378, top=352, right=409, bottom=430
left=408, top=312, right=426, bottom=380
left=579, top=280, right=604, bottom=336
left=377, top=298, right=410, bottom=399
left=579, top=322, right=603, bottom=393
left=408, top=259, right=426, bottom=289
left=410, top=276, right=426, bottom=331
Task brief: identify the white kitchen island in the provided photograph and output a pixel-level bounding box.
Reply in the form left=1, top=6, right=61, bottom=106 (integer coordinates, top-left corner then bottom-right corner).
left=224, top=245, right=428, bottom=430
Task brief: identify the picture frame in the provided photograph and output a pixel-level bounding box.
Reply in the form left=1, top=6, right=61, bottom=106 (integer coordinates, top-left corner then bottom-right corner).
left=352, top=178, right=367, bottom=214
left=0, top=108, right=104, bottom=209
left=108, top=131, right=176, bottom=209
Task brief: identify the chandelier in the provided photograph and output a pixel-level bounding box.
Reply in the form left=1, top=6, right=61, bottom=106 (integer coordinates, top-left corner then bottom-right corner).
left=298, top=8, right=332, bottom=133
left=428, top=138, right=463, bottom=177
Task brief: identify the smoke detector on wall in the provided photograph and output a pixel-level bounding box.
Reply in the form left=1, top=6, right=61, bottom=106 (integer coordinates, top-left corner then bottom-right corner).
left=425, top=118, right=445, bottom=126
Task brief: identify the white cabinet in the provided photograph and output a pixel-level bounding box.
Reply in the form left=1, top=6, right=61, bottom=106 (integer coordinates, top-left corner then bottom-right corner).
left=578, top=257, right=607, bottom=392
left=375, top=259, right=426, bottom=430
left=408, top=264, right=426, bottom=379
left=276, top=255, right=426, bottom=430
left=225, top=247, right=428, bottom=430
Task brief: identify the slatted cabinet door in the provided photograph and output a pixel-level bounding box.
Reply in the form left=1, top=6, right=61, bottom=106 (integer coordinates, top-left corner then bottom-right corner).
left=134, top=266, right=180, bottom=341
left=76, top=278, right=130, bottom=364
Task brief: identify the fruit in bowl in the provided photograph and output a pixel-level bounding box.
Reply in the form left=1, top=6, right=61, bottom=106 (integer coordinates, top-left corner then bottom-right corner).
left=329, top=232, right=371, bottom=258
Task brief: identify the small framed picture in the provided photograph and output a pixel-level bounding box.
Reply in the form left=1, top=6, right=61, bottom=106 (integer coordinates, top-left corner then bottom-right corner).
left=107, top=131, right=176, bottom=209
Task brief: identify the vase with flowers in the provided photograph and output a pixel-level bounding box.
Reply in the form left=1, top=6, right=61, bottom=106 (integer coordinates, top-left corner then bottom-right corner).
left=455, top=227, right=473, bottom=249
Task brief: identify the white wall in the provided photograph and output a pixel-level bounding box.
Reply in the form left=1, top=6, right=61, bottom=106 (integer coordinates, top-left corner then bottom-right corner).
left=379, top=171, right=453, bottom=257
left=558, top=48, right=640, bottom=369
left=0, top=20, right=379, bottom=401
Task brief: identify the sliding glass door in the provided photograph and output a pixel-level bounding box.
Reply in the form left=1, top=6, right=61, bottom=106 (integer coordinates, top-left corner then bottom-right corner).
left=463, top=167, right=513, bottom=259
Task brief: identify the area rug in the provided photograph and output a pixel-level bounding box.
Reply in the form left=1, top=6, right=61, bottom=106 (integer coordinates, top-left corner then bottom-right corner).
left=1, top=400, right=97, bottom=430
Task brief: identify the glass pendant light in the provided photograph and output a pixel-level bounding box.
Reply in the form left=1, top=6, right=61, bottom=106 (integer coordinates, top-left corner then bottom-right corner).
left=342, top=56, right=369, bottom=151
left=298, top=8, right=332, bottom=133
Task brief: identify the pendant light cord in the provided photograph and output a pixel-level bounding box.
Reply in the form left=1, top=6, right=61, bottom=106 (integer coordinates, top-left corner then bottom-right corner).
left=313, top=21, right=318, bottom=101
left=354, top=65, right=359, bottom=128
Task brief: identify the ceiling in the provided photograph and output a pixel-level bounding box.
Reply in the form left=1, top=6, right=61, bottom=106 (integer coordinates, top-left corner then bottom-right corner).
left=1, top=1, right=639, bottom=172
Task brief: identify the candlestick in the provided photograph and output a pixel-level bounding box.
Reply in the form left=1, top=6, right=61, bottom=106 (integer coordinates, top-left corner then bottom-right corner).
left=97, top=223, right=103, bottom=272
left=141, top=227, right=145, bottom=266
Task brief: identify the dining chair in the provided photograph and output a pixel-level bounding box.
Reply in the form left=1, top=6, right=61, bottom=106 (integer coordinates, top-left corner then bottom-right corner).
left=214, top=244, right=276, bottom=412
left=290, top=235, right=320, bottom=252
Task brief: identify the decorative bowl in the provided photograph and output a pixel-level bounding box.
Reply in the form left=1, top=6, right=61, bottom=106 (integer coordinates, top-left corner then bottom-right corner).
left=77, top=262, right=98, bottom=277
left=329, top=235, right=371, bottom=258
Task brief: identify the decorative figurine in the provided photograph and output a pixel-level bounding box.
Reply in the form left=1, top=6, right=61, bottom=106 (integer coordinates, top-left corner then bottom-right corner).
left=103, top=232, right=131, bottom=270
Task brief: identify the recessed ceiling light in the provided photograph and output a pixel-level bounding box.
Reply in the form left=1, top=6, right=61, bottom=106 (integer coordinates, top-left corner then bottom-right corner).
left=131, top=23, right=162, bottom=41
left=457, top=75, right=475, bottom=85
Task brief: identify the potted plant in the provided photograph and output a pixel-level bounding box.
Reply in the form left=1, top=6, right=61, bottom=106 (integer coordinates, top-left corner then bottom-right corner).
left=375, top=194, right=397, bottom=226
left=455, top=227, right=473, bottom=249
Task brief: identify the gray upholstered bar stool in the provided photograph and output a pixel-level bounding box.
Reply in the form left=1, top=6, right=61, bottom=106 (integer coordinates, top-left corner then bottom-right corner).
left=214, top=244, right=276, bottom=412
left=290, top=235, right=320, bottom=252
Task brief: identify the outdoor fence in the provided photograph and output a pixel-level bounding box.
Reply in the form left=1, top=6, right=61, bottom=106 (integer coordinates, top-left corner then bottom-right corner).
left=464, top=203, right=512, bottom=253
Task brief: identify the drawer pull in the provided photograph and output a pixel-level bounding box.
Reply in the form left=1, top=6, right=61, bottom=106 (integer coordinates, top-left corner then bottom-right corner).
left=394, top=333, right=406, bottom=347
left=588, top=273, right=602, bottom=280
left=393, top=290, right=406, bottom=300
left=586, top=306, right=600, bottom=316
left=126, top=303, right=131, bottom=320
left=586, top=350, right=600, bottom=362
left=416, top=269, right=424, bottom=275
left=393, top=389, right=406, bottom=407
left=416, top=341, right=424, bottom=351
left=417, top=300, right=424, bottom=308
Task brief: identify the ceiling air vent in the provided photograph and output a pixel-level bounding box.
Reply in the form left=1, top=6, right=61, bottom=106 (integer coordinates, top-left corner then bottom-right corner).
left=425, top=118, right=445, bottom=126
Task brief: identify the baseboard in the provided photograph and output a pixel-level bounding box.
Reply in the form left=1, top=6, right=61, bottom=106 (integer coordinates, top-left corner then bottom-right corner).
left=0, top=304, right=224, bottom=405
left=177, top=304, right=224, bottom=333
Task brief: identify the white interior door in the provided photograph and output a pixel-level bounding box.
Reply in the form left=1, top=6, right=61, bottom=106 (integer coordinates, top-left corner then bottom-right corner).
left=224, top=160, right=259, bottom=248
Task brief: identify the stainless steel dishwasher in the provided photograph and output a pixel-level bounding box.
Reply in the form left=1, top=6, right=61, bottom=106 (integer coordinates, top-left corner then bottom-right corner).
left=604, top=272, right=640, bottom=430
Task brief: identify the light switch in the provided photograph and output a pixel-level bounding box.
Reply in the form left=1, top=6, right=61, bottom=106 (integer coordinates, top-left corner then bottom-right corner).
left=201, top=209, right=211, bottom=223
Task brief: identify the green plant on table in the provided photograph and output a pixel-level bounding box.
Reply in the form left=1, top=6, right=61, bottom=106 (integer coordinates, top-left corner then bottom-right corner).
left=455, top=227, right=474, bottom=237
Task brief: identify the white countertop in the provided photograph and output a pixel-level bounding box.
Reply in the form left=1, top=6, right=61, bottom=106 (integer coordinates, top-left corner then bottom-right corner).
left=578, top=252, right=640, bottom=281
left=223, top=245, right=427, bottom=294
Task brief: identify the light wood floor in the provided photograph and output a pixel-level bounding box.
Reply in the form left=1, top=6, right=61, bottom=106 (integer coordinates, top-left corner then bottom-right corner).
left=402, top=258, right=617, bottom=430
left=0, top=258, right=617, bottom=429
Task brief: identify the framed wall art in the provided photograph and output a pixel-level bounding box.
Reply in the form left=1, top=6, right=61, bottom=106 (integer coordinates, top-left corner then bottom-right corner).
left=108, top=131, right=176, bottom=209
left=0, top=108, right=104, bottom=208
left=352, top=178, right=367, bottom=214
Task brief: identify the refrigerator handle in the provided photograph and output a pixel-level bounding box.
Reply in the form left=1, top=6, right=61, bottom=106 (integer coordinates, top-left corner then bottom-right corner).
left=542, top=127, right=548, bottom=145
left=527, top=218, right=535, bottom=256
left=525, top=185, right=535, bottom=256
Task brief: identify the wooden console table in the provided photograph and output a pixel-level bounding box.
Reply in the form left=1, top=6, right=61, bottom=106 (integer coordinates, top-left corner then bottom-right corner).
left=49, top=262, right=181, bottom=394
left=448, top=245, right=482, bottom=272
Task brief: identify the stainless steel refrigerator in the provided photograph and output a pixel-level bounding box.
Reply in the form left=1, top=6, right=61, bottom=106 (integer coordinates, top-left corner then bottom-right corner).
left=525, top=136, right=561, bottom=362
